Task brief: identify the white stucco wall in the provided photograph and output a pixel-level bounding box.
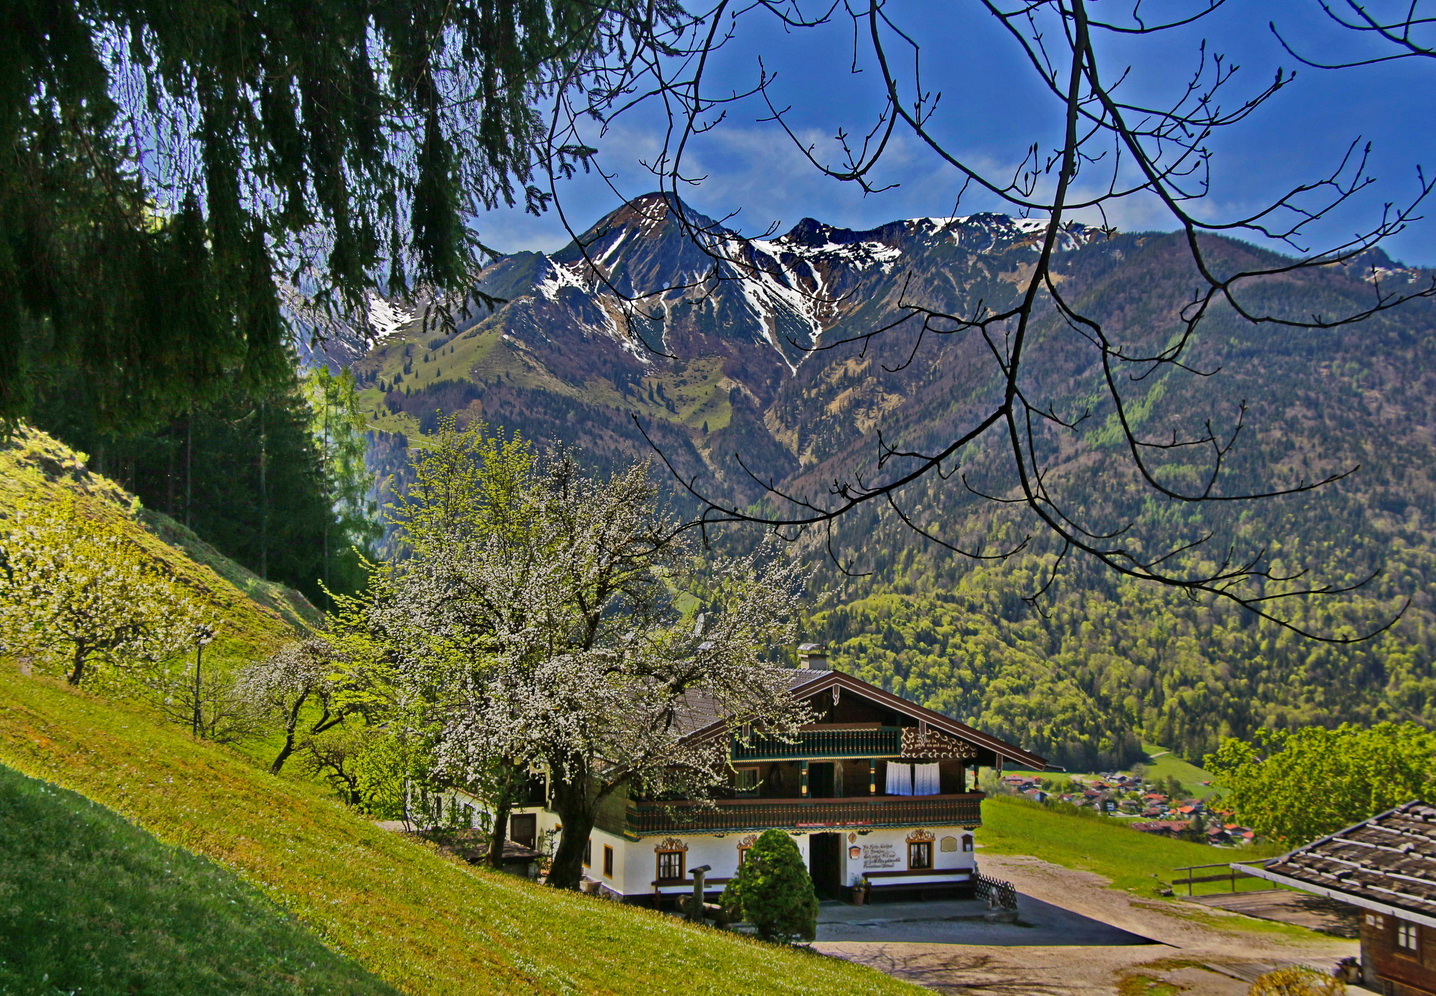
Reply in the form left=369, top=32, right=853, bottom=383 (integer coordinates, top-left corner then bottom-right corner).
left=573, top=825, right=975, bottom=899
left=841, top=826, right=975, bottom=886
left=495, top=799, right=977, bottom=900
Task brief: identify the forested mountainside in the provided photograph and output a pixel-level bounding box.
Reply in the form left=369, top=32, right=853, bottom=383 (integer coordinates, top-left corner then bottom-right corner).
left=348, top=192, right=1436, bottom=768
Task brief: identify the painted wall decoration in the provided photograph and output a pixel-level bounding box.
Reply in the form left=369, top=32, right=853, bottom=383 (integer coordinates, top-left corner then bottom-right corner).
left=901, top=726, right=979, bottom=760
left=940, top=835, right=958, bottom=852
left=862, top=842, right=901, bottom=870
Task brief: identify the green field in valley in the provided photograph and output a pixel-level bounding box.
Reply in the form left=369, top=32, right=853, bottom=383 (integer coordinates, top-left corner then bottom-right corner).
left=980, top=796, right=1287, bottom=905
left=1139, top=744, right=1223, bottom=799
left=1002, top=742, right=1221, bottom=799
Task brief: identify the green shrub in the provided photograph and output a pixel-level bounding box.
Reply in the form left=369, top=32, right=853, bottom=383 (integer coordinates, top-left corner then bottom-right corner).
left=721, top=829, right=818, bottom=944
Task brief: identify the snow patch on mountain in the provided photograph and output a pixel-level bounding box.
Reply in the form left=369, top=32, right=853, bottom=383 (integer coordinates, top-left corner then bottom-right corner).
left=367, top=294, right=415, bottom=342
left=534, top=257, right=591, bottom=301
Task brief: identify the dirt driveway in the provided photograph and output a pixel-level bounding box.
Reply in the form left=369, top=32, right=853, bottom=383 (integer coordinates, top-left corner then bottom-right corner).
left=814, top=853, right=1359, bottom=995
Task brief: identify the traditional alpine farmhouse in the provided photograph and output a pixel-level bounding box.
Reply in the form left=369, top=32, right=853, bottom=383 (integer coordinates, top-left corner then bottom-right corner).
left=507, top=644, right=1047, bottom=905
left=1242, top=801, right=1436, bottom=996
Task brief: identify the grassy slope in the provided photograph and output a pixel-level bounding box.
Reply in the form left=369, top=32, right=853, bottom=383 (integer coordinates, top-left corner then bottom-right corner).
left=980, top=796, right=1282, bottom=899
left=0, top=427, right=315, bottom=659
left=0, top=669, right=917, bottom=996
left=0, top=764, right=398, bottom=995
left=1139, top=744, right=1222, bottom=798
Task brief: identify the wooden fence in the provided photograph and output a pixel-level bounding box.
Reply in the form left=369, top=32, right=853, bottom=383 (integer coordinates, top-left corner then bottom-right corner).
left=974, top=871, right=1018, bottom=910
left=1170, top=860, right=1269, bottom=896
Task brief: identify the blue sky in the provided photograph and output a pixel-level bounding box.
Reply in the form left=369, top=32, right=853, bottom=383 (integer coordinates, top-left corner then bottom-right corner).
left=474, top=1, right=1436, bottom=267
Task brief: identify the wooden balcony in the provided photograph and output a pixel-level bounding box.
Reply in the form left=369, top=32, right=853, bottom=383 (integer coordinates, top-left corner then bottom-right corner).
left=731, top=725, right=903, bottom=761
left=626, top=793, right=983, bottom=836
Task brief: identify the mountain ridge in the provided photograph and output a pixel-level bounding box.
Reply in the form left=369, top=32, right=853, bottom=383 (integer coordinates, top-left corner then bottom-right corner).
left=347, top=193, right=1436, bottom=768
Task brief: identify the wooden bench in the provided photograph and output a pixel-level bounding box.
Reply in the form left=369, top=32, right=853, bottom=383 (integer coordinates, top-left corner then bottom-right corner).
left=863, top=868, right=974, bottom=900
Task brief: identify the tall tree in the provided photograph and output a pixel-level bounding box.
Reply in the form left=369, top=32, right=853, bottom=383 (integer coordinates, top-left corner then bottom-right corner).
left=424, top=456, right=814, bottom=890
left=0, top=492, right=208, bottom=686
left=2, top=0, right=660, bottom=427
left=29, top=355, right=362, bottom=605
left=335, top=420, right=813, bottom=886
left=1206, top=722, right=1436, bottom=843
left=304, top=366, right=381, bottom=603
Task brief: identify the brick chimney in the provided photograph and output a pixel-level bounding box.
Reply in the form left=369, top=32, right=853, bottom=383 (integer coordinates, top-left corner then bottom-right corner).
left=797, top=643, right=829, bottom=670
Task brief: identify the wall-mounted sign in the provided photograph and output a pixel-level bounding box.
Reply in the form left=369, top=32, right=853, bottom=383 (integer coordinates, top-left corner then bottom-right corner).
left=862, top=843, right=901, bottom=870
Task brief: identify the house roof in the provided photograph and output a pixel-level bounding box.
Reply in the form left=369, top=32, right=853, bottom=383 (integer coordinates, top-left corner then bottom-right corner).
left=1241, top=801, right=1436, bottom=928
left=669, top=668, right=824, bottom=737
left=673, top=666, right=1048, bottom=770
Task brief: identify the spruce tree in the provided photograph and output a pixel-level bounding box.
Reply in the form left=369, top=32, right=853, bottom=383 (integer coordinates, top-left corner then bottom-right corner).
left=720, top=830, right=818, bottom=944
left=2, top=0, right=654, bottom=427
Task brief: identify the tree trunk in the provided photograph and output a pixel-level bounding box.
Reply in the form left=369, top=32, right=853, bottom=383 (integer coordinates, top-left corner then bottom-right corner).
left=67, top=646, right=87, bottom=686
left=486, top=780, right=515, bottom=872
left=184, top=408, right=193, bottom=529
left=258, top=397, right=268, bottom=579
left=546, top=777, right=597, bottom=890
left=269, top=735, right=297, bottom=776
left=269, top=690, right=310, bottom=774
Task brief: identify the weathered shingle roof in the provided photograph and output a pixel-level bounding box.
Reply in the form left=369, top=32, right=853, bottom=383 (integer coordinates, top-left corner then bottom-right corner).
left=1243, top=801, right=1436, bottom=927
left=668, top=668, right=826, bottom=736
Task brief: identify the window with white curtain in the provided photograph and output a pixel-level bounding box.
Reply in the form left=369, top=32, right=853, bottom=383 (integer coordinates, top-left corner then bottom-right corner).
left=885, top=762, right=941, bottom=796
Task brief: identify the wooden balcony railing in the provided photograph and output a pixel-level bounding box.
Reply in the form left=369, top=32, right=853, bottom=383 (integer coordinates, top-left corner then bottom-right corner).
left=731, top=726, right=904, bottom=761
left=627, top=793, right=983, bottom=836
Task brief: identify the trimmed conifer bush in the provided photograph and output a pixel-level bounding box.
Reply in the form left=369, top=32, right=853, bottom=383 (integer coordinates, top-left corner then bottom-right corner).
left=1246, top=966, right=1344, bottom=996
left=720, top=829, right=818, bottom=943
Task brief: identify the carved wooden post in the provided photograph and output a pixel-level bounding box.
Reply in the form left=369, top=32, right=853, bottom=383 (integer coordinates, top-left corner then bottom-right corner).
left=689, top=864, right=711, bottom=921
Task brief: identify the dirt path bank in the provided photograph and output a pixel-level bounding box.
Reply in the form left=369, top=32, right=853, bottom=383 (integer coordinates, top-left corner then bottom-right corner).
left=815, top=853, right=1358, bottom=995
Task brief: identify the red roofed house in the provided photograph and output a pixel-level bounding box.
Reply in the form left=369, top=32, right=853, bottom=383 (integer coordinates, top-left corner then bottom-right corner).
left=1131, top=820, right=1191, bottom=837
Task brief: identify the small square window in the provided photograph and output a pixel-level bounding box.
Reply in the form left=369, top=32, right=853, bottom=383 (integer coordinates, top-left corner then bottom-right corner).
left=734, top=767, right=760, bottom=796
left=603, top=845, right=614, bottom=878
left=1398, top=921, right=1419, bottom=951
left=908, top=841, right=933, bottom=870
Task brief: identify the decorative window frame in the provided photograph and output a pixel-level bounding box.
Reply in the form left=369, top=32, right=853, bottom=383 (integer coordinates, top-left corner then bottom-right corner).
left=736, top=834, right=759, bottom=866
left=907, top=829, right=935, bottom=870
left=655, top=837, right=688, bottom=882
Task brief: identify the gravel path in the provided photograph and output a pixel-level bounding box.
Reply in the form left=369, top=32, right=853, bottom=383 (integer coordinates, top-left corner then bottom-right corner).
left=814, top=852, right=1359, bottom=995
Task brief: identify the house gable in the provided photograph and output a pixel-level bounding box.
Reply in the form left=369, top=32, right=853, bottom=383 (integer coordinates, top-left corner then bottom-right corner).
left=744, top=669, right=1047, bottom=770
